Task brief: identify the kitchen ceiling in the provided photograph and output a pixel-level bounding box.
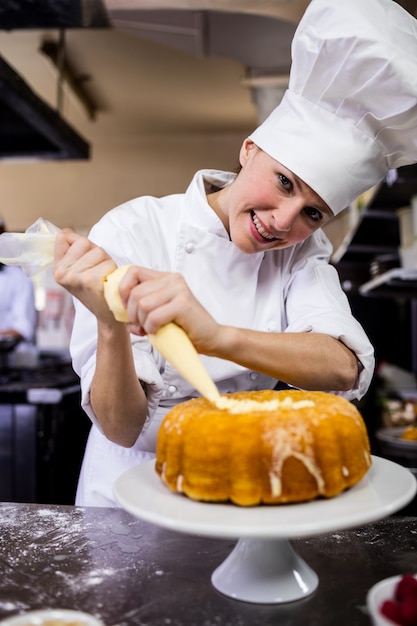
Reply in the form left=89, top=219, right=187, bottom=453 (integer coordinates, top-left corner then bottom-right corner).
left=0, top=0, right=306, bottom=160
left=0, top=0, right=416, bottom=161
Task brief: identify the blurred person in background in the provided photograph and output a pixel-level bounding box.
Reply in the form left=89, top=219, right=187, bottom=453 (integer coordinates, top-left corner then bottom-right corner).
left=0, top=217, right=36, bottom=345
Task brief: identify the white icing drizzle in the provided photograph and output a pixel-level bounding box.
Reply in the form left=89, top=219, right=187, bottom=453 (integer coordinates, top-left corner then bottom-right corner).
left=364, top=449, right=372, bottom=465
left=164, top=414, right=185, bottom=435
left=161, top=461, right=167, bottom=480
left=176, top=475, right=184, bottom=492
left=214, top=395, right=315, bottom=414
left=264, top=419, right=326, bottom=497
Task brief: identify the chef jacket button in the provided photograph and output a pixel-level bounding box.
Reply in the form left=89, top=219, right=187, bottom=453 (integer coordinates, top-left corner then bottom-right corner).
left=185, top=242, right=195, bottom=253
left=167, top=385, right=177, bottom=394
left=267, top=322, right=279, bottom=332
left=249, top=372, right=258, bottom=381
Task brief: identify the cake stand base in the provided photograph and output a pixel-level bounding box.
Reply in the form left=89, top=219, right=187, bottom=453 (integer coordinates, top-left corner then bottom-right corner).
left=211, top=537, right=318, bottom=604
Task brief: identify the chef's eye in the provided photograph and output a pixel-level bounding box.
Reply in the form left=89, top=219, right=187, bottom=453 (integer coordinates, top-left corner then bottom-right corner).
left=278, top=173, right=292, bottom=189
left=304, top=206, right=323, bottom=223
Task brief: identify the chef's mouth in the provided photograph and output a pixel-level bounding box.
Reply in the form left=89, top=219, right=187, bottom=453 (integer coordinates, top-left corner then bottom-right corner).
left=251, top=211, right=277, bottom=241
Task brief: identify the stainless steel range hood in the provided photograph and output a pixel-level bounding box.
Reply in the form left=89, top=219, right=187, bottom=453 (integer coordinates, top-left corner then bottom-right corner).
left=0, top=0, right=109, bottom=161
left=0, top=56, right=91, bottom=161
left=0, top=0, right=109, bottom=31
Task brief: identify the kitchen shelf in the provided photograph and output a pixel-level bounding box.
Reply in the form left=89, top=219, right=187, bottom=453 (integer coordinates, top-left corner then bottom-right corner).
left=332, top=165, right=417, bottom=376
left=359, top=268, right=417, bottom=298
left=333, top=164, right=417, bottom=294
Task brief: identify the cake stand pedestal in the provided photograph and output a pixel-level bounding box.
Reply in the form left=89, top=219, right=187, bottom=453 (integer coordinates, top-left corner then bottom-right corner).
left=211, top=537, right=318, bottom=603
left=114, top=456, right=416, bottom=604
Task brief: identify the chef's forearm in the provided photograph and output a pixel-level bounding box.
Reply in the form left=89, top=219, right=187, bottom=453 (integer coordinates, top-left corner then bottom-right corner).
left=211, top=326, right=359, bottom=392
left=90, top=320, right=148, bottom=447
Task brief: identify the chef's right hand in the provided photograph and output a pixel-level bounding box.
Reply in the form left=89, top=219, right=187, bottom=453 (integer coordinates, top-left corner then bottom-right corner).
left=53, top=229, right=118, bottom=324
left=115, top=265, right=221, bottom=354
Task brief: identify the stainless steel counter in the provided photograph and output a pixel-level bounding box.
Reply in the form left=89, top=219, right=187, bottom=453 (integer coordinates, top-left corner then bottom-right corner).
left=0, top=502, right=415, bottom=626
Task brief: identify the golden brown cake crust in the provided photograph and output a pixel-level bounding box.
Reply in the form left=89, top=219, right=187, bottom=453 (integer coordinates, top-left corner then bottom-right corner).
left=155, top=389, right=372, bottom=506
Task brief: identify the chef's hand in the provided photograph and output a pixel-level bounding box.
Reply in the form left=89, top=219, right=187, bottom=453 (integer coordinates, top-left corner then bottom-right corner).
left=117, top=265, right=220, bottom=354
left=53, top=229, right=118, bottom=324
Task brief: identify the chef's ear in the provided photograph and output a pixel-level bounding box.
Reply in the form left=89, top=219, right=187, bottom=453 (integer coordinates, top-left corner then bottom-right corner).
left=239, top=138, right=257, bottom=167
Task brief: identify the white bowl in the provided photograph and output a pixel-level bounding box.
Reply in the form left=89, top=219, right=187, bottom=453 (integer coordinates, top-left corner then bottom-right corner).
left=0, top=609, right=104, bottom=626
left=367, top=574, right=417, bottom=626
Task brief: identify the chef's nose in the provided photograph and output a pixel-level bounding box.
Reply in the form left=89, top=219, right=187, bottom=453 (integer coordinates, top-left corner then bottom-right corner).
left=270, top=200, right=302, bottom=232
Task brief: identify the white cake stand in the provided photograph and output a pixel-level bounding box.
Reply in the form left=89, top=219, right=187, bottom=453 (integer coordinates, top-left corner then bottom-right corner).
left=114, top=456, right=416, bottom=604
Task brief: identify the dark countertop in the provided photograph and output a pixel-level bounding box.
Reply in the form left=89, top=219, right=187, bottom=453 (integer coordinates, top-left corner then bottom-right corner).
left=0, top=503, right=416, bottom=626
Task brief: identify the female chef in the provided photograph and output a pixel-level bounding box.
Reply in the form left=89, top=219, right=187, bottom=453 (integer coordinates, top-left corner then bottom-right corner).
left=54, top=0, right=417, bottom=507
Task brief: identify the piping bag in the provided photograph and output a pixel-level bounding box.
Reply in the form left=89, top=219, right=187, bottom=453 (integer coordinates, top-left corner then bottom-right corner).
left=0, top=217, right=60, bottom=276
left=103, top=265, right=221, bottom=403
left=0, top=222, right=220, bottom=402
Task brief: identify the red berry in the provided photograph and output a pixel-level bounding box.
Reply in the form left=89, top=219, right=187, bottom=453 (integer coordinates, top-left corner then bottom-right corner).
left=396, top=576, right=417, bottom=603
left=381, top=599, right=405, bottom=624
left=400, top=596, right=417, bottom=626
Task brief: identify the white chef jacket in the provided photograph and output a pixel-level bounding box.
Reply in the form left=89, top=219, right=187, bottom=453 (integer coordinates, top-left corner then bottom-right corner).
left=71, top=169, right=375, bottom=507
left=0, top=265, right=36, bottom=342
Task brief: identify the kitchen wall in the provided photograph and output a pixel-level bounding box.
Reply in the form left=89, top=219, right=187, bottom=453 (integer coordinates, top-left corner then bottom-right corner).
left=0, top=131, right=247, bottom=233
left=0, top=26, right=257, bottom=234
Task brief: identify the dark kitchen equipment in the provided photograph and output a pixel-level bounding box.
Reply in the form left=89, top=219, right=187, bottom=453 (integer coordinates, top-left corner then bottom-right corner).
left=0, top=354, right=90, bottom=503
left=376, top=426, right=417, bottom=471
left=0, top=336, right=21, bottom=369
left=375, top=426, right=417, bottom=514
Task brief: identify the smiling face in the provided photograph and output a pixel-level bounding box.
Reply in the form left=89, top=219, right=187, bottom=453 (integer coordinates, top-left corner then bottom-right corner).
left=208, top=139, right=334, bottom=254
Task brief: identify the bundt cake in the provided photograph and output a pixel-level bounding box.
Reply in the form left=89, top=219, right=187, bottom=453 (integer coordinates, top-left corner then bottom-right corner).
left=155, top=389, right=372, bottom=506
